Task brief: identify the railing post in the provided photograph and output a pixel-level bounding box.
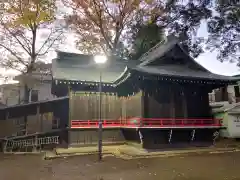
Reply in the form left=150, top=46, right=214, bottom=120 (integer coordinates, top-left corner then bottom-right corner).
left=138, top=130, right=143, bottom=144
left=149, top=118, right=152, bottom=126
left=168, top=129, right=173, bottom=143
left=191, top=129, right=196, bottom=142
left=33, top=134, right=38, bottom=152
left=3, top=139, right=8, bottom=153
left=140, top=118, right=143, bottom=127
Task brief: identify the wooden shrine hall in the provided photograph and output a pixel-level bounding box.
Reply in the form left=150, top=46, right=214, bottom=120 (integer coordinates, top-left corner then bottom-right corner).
left=51, top=36, right=238, bottom=149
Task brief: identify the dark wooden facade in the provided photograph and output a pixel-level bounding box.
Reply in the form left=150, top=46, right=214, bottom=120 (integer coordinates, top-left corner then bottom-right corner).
left=69, top=91, right=142, bottom=123
left=51, top=36, right=238, bottom=148
left=118, top=77, right=214, bottom=120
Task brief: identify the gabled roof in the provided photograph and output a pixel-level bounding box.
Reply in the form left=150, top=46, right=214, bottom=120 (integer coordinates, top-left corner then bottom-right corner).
left=14, top=62, right=52, bottom=82
left=138, top=36, right=209, bottom=72
left=138, top=36, right=178, bottom=65
left=114, top=36, right=238, bottom=85
left=52, top=51, right=137, bottom=84
left=52, top=37, right=238, bottom=87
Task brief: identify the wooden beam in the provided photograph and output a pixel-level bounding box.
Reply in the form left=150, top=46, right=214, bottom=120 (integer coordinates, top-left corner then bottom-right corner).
left=3, top=111, right=9, bottom=153
left=170, top=87, right=175, bottom=119
left=37, top=105, right=41, bottom=132
left=68, top=85, right=72, bottom=127
left=182, top=90, right=188, bottom=118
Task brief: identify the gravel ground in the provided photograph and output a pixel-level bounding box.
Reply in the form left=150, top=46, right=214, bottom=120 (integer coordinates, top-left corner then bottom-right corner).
left=0, top=152, right=240, bottom=180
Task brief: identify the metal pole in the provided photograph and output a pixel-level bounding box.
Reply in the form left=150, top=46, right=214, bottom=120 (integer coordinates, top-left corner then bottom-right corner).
left=98, top=71, right=103, bottom=161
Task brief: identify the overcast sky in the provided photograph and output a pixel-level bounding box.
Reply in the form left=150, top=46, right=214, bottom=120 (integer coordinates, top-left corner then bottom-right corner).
left=195, top=20, right=239, bottom=76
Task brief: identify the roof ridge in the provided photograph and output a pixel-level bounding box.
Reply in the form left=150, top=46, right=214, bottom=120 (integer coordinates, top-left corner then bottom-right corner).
left=138, top=38, right=167, bottom=62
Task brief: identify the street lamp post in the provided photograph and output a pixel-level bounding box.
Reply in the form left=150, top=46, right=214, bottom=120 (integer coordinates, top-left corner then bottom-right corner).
left=94, top=55, right=107, bottom=161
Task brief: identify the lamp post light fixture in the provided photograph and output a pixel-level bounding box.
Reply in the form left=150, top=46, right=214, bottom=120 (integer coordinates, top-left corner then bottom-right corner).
left=94, top=55, right=107, bottom=161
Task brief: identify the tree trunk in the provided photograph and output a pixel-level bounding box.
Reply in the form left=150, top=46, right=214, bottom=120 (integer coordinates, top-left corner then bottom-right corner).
left=23, top=84, right=29, bottom=135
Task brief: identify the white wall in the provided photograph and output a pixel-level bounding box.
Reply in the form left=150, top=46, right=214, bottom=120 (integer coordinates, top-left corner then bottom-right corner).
left=31, top=82, right=54, bottom=101
left=227, top=85, right=236, bottom=103
left=0, top=81, right=54, bottom=106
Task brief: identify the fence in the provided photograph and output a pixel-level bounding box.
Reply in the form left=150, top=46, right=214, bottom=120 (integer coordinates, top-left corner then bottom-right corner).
left=71, top=118, right=222, bottom=128
left=3, top=134, right=59, bottom=152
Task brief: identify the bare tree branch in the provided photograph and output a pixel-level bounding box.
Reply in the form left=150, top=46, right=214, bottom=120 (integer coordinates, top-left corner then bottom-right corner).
left=38, top=31, right=63, bottom=56
left=1, top=22, right=32, bottom=55
left=0, top=43, right=29, bottom=67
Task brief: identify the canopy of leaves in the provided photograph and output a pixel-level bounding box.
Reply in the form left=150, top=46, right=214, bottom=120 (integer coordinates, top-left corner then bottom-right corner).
left=0, top=0, right=64, bottom=102
left=64, top=0, right=158, bottom=56
left=5, top=0, right=56, bottom=28
left=207, top=0, right=240, bottom=63
left=65, top=0, right=238, bottom=64
left=154, top=0, right=212, bottom=57
left=128, top=18, right=165, bottom=60
left=0, top=0, right=63, bottom=73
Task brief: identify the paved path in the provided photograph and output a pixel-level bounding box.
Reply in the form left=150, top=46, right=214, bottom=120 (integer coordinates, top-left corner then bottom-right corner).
left=1, top=151, right=240, bottom=180
left=45, top=145, right=240, bottom=160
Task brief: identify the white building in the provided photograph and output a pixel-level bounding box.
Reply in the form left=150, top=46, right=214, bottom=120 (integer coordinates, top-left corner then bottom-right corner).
left=0, top=63, right=55, bottom=106
left=209, top=82, right=240, bottom=104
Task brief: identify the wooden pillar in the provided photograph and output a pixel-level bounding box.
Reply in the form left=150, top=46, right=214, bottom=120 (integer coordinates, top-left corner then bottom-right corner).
left=33, top=105, right=39, bottom=152
left=3, top=111, right=9, bottom=152
left=68, top=86, right=72, bottom=127
left=170, top=87, right=175, bottom=119
left=37, top=105, right=41, bottom=132
left=140, top=90, right=144, bottom=119
left=182, top=89, right=188, bottom=119
left=121, top=97, right=126, bottom=124
left=24, top=113, right=27, bottom=135
left=143, top=90, right=149, bottom=118
left=68, top=85, right=72, bottom=146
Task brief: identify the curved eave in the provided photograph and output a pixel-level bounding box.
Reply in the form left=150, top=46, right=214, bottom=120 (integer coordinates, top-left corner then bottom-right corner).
left=53, top=79, right=114, bottom=87
left=131, top=66, right=238, bottom=85
left=112, top=67, right=132, bottom=87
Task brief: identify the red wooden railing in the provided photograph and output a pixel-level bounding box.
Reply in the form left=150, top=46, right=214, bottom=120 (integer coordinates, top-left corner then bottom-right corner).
left=71, top=118, right=222, bottom=128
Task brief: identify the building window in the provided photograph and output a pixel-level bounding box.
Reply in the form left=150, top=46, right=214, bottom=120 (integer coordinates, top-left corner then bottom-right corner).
left=52, top=117, right=59, bottom=129
left=234, top=86, right=240, bottom=98
left=14, top=118, right=26, bottom=136
left=30, top=90, right=38, bottom=102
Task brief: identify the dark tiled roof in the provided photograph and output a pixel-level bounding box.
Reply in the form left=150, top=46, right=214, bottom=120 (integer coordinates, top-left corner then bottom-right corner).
left=114, top=36, right=238, bottom=83
left=138, top=36, right=209, bottom=73
left=52, top=51, right=137, bottom=83
left=138, top=37, right=178, bottom=65
left=132, top=65, right=238, bottom=81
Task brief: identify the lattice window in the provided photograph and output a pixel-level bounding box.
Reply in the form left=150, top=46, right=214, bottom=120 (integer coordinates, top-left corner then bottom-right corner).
left=14, top=118, right=26, bottom=136
left=52, top=117, right=59, bottom=129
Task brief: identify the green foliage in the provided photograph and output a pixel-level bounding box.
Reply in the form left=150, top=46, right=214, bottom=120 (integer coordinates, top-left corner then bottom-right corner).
left=5, top=0, right=56, bottom=29
left=128, top=19, right=165, bottom=60
left=207, top=0, right=240, bottom=63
